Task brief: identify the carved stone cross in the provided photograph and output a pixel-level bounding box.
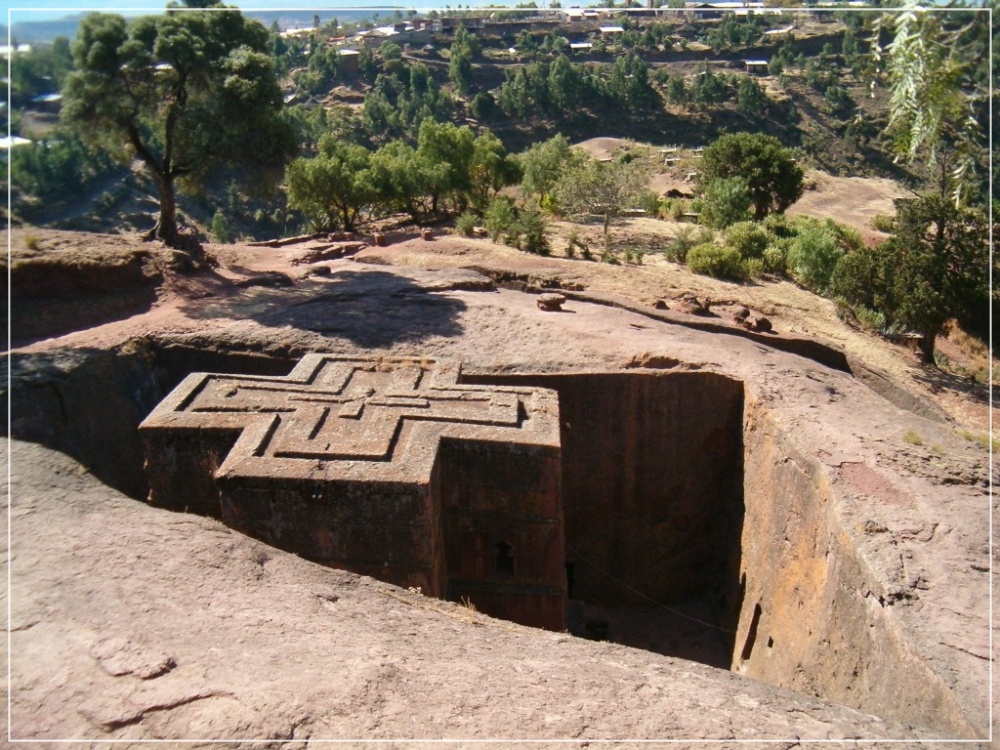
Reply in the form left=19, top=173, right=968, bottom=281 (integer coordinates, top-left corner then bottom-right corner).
left=140, top=354, right=566, bottom=630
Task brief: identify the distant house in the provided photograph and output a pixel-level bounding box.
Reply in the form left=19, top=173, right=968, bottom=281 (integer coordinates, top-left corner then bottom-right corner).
left=338, top=49, right=361, bottom=72
left=744, top=59, right=769, bottom=73
left=569, top=42, right=593, bottom=52
left=687, top=2, right=765, bottom=20
left=598, top=25, right=625, bottom=35
left=30, top=93, right=63, bottom=112
left=0, top=43, right=31, bottom=59
left=279, top=26, right=315, bottom=39
left=0, top=136, right=31, bottom=149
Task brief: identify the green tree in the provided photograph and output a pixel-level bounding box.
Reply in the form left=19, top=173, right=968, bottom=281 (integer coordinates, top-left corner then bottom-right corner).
left=286, top=137, right=376, bottom=231
left=469, top=91, right=498, bottom=119
left=484, top=195, right=516, bottom=242
left=10, top=37, right=74, bottom=100
left=62, top=8, right=294, bottom=247
left=210, top=210, right=231, bottom=242
left=368, top=140, right=428, bottom=222
left=556, top=157, right=647, bottom=249
left=11, top=128, right=116, bottom=201
left=664, top=74, right=687, bottom=105
left=689, top=64, right=727, bottom=108
left=379, top=41, right=402, bottom=61
left=449, top=25, right=479, bottom=96
left=832, top=195, right=988, bottom=361
left=518, top=134, right=583, bottom=207
left=701, top=132, right=803, bottom=220
left=415, top=119, right=476, bottom=214
left=469, top=132, right=520, bottom=211
left=736, top=76, right=768, bottom=119
left=785, top=219, right=844, bottom=294
left=547, top=54, right=580, bottom=111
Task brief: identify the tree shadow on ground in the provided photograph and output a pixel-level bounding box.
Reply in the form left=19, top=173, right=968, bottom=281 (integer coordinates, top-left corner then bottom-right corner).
left=911, top=361, right=994, bottom=408
left=177, top=267, right=468, bottom=348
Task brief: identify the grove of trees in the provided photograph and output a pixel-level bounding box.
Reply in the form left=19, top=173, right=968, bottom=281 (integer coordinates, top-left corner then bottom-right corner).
left=286, top=120, right=520, bottom=231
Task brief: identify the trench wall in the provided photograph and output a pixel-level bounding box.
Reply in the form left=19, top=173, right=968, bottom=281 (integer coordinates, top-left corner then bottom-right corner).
left=467, top=372, right=746, bottom=617
left=738, top=394, right=981, bottom=738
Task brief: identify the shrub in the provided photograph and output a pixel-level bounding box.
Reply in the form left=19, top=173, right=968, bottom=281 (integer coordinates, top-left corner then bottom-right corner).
left=484, top=196, right=516, bottom=241
left=511, top=207, right=550, bottom=255
left=24, top=234, right=40, bottom=250
left=697, top=176, right=753, bottom=229
left=743, top=257, right=765, bottom=279
left=455, top=211, right=477, bottom=237
left=670, top=199, right=688, bottom=222
left=664, top=225, right=697, bottom=263
left=762, top=243, right=788, bottom=275
left=854, top=303, right=887, bottom=332
left=565, top=228, right=590, bottom=259
left=724, top=221, right=774, bottom=260
left=687, top=243, right=746, bottom=281
left=762, top=211, right=795, bottom=238
left=786, top=220, right=844, bottom=293
left=871, top=213, right=895, bottom=233
left=636, top=189, right=663, bottom=216
left=210, top=210, right=231, bottom=243
left=469, top=91, right=497, bottom=119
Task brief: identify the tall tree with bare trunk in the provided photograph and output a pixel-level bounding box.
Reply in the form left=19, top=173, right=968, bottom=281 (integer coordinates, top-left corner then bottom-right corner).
left=62, top=2, right=295, bottom=248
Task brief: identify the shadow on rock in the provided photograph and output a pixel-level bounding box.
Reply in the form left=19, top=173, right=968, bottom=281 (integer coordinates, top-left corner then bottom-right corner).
left=179, top=267, right=469, bottom=348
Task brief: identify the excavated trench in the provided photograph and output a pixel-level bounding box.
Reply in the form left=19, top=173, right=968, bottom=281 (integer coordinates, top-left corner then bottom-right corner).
left=4, top=341, right=975, bottom=735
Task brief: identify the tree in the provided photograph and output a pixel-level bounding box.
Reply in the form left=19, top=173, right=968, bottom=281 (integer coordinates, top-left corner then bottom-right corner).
left=448, top=43, right=474, bottom=95
left=449, top=25, right=479, bottom=96
left=869, top=1, right=990, bottom=204
left=62, top=8, right=295, bottom=247
left=701, top=132, right=803, bottom=220
left=842, top=195, right=987, bottom=362
left=10, top=37, right=74, bottom=101
left=468, top=131, right=520, bottom=211
left=286, top=137, right=376, bottom=231
left=689, top=64, right=727, bottom=108
left=736, top=76, right=768, bottom=119
left=368, top=140, right=427, bottom=222
left=547, top=54, right=580, bottom=111
left=415, top=119, right=475, bottom=214
left=518, top=134, right=583, bottom=207
left=556, top=157, right=647, bottom=249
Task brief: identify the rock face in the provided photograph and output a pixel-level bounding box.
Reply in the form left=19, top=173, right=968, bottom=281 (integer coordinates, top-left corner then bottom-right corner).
left=5, top=439, right=930, bottom=745
left=140, top=355, right=565, bottom=630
